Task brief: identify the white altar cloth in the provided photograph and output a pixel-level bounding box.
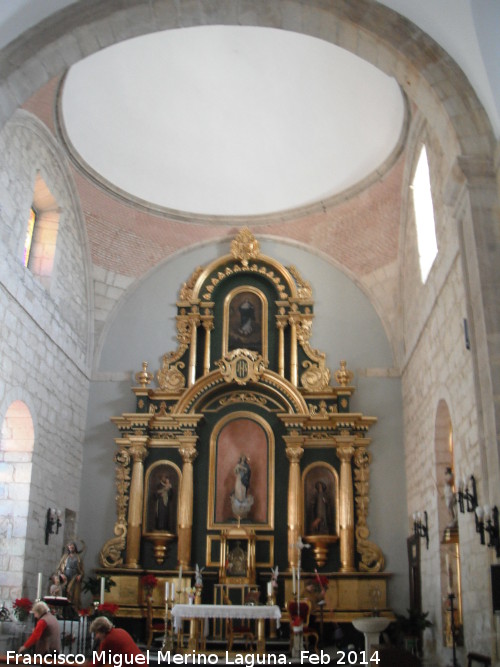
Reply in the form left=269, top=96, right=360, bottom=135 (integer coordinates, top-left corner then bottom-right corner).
left=171, top=603, right=281, bottom=632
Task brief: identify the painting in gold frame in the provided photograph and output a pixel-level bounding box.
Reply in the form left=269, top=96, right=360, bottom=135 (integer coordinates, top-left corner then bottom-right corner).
left=142, top=461, right=181, bottom=535
left=207, top=411, right=275, bottom=530
left=302, top=462, right=339, bottom=537
left=223, top=287, right=268, bottom=359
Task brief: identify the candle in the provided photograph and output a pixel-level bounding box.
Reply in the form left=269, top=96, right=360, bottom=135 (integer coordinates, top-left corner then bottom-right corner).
left=165, top=582, right=170, bottom=601
left=100, top=576, right=105, bottom=604
left=178, top=565, right=182, bottom=590
left=36, top=572, right=43, bottom=600
left=292, top=567, right=296, bottom=594
left=171, top=582, right=175, bottom=601
left=267, top=581, right=273, bottom=597
left=445, top=554, right=452, bottom=594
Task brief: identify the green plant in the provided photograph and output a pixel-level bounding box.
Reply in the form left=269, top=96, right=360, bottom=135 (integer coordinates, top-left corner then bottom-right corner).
left=82, top=576, right=116, bottom=597
left=395, top=608, right=433, bottom=636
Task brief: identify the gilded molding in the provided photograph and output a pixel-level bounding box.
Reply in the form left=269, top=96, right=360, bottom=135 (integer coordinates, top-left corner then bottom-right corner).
left=230, top=227, right=261, bottom=266
left=216, top=349, right=267, bottom=385
left=353, top=448, right=385, bottom=572
left=335, top=360, right=354, bottom=387
left=287, top=265, right=313, bottom=300
left=178, top=266, right=204, bottom=303
left=157, top=352, right=187, bottom=392
left=99, top=448, right=131, bottom=568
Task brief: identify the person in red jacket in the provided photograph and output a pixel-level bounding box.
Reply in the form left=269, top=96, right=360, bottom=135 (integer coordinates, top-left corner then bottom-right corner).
left=90, top=616, right=144, bottom=663
left=18, top=601, right=62, bottom=654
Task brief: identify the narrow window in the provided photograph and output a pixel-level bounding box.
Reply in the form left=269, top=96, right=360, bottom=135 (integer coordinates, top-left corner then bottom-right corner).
left=412, top=146, right=438, bottom=282
left=24, top=207, right=37, bottom=267
left=25, top=173, right=60, bottom=290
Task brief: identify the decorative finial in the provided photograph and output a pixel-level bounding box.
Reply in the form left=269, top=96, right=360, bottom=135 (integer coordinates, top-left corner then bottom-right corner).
left=135, top=361, right=154, bottom=387
left=230, top=228, right=260, bottom=267
left=334, top=360, right=353, bottom=387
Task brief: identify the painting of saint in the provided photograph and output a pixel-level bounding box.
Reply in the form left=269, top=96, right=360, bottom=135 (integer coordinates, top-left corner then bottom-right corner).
left=304, top=466, right=337, bottom=536
left=146, top=464, right=178, bottom=534
left=227, top=290, right=264, bottom=354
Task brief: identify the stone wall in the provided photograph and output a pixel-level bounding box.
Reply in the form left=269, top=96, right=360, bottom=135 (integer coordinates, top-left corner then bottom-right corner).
left=0, top=110, right=91, bottom=602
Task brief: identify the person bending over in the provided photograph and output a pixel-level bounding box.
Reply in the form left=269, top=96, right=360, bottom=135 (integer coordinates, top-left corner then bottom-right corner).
left=90, top=616, right=144, bottom=663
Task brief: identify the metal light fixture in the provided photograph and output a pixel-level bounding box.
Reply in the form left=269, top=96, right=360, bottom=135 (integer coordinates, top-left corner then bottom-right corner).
left=457, top=474, right=477, bottom=514
left=45, top=507, right=62, bottom=545
left=475, top=505, right=500, bottom=557
left=413, top=510, right=429, bottom=549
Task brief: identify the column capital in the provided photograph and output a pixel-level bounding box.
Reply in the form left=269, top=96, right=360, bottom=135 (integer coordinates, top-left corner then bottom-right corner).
left=179, top=445, right=198, bottom=464
left=128, top=443, right=148, bottom=463
left=336, top=445, right=355, bottom=463
left=285, top=443, right=304, bottom=463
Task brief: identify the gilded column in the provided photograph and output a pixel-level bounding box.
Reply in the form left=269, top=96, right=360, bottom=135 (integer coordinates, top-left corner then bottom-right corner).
left=188, top=310, right=200, bottom=387
left=276, top=317, right=286, bottom=377
left=202, top=316, right=213, bottom=375
left=337, top=444, right=356, bottom=572
left=177, top=438, right=198, bottom=566
left=124, top=440, right=148, bottom=568
left=290, top=320, right=298, bottom=386
left=285, top=437, right=305, bottom=567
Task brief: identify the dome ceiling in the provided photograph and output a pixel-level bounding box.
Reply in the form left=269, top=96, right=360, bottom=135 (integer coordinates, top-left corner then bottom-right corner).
left=60, top=25, right=405, bottom=218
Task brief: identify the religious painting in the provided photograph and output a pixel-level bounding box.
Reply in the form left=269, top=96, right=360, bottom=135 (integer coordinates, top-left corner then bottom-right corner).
left=224, top=287, right=268, bottom=358
left=143, top=461, right=180, bottom=535
left=207, top=412, right=274, bottom=529
left=303, top=463, right=339, bottom=537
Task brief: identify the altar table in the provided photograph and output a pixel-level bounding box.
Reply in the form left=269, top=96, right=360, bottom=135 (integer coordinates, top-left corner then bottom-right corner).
left=171, top=603, right=281, bottom=653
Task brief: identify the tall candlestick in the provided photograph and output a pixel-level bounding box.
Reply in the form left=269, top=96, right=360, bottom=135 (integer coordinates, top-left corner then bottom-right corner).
left=165, top=582, right=170, bottom=601
left=292, top=567, right=296, bottom=594
left=100, top=576, right=105, bottom=604
left=445, top=553, right=452, bottom=594
left=36, top=572, right=43, bottom=600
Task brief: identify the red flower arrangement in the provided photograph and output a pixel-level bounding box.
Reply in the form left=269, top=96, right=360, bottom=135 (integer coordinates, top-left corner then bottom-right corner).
left=140, top=574, right=158, bottom=590
left=96, top=602, right=119, bottom=620
left=78, top=608, right=91, bottom=617
left=13, top=598, right=32, bottom=621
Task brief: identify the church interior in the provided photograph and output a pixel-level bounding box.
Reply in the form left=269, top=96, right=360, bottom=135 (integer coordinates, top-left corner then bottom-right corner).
left=0, top=2, right=500, bottom=666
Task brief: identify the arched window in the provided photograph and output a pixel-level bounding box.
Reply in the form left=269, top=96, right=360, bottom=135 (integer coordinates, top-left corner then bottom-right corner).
left=24, top=172, right=60, bottom=291
left=23, top=207, right=37, bottom=267
left=412, top=145, right=438, bottom=283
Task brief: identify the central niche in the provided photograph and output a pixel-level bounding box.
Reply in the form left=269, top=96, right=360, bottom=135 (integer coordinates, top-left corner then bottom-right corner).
left=208, top=413, right=275, bottom=530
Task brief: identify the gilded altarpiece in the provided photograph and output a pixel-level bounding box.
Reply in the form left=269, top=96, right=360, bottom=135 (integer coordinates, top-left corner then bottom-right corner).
left=98, top=229, right=390, bottom=622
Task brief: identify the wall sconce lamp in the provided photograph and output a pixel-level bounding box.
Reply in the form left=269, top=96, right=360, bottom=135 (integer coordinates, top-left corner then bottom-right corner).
left=45, top=508, right=62, bottom=545
left=475, top=505, right=500, bottom=557
left=457, top=474, right=478, bottom=513
left=413, top=510, right=429, bottom=549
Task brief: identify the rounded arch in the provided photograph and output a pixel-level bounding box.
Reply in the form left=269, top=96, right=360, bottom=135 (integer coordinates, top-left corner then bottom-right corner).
left=0, top=0, right=494, bottom=162
left=175, top=367, right=308, bottom=415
